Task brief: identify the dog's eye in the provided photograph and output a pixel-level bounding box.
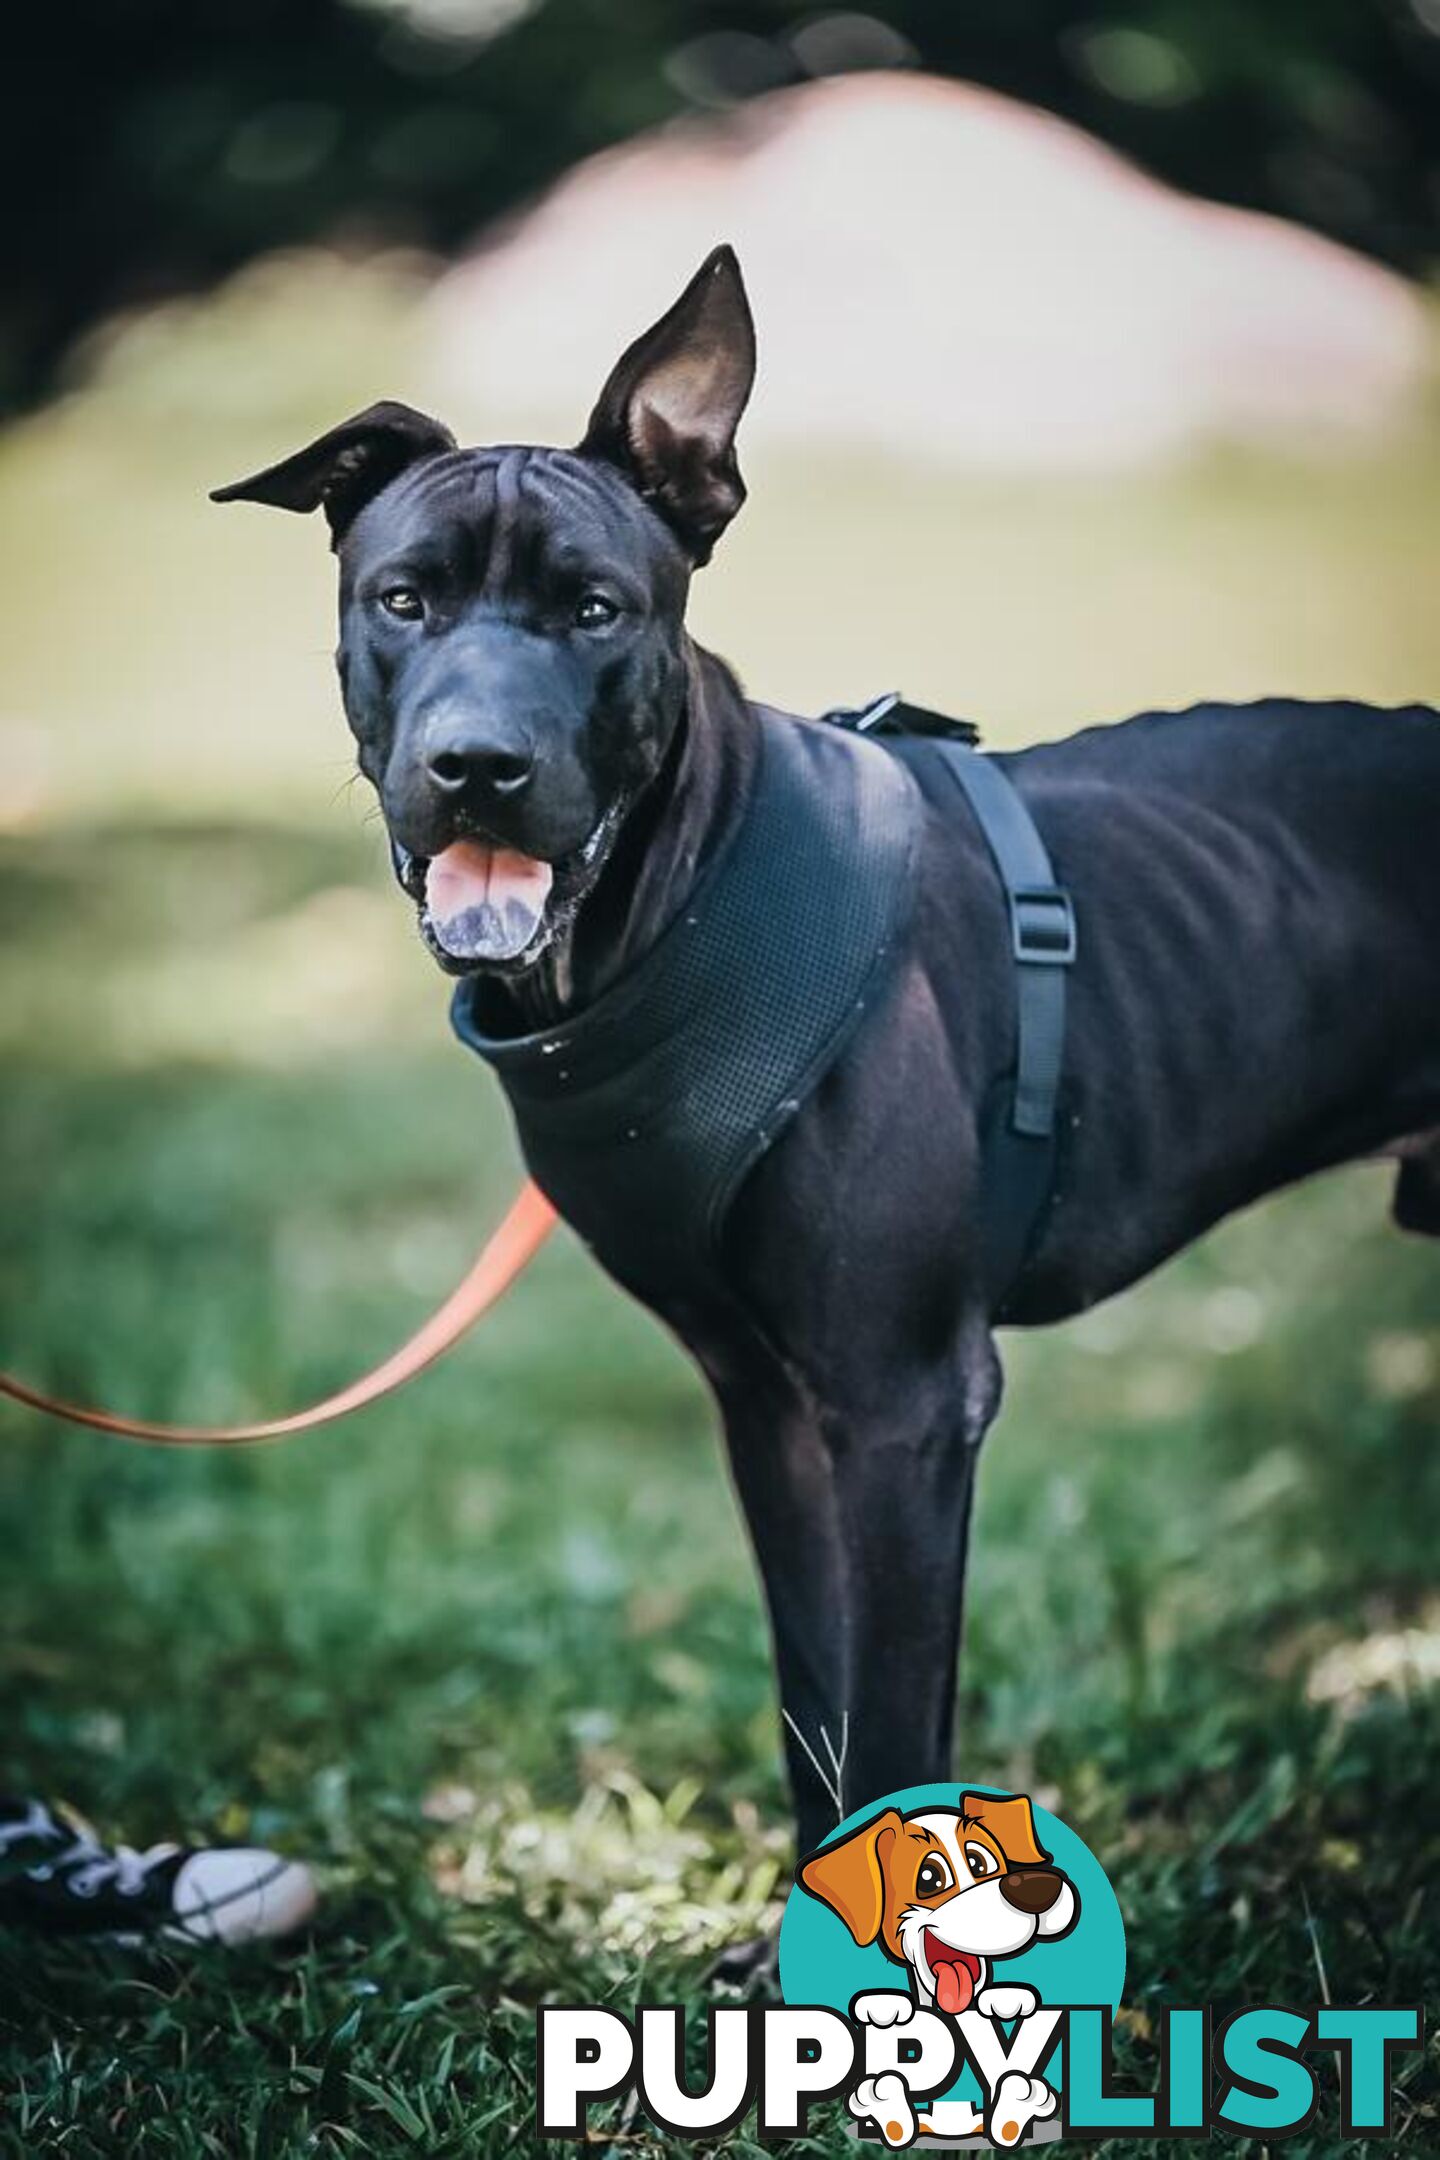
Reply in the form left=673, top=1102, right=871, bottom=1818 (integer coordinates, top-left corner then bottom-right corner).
left=964, top=1842, right=998, bottom=1880
left=915, top=1854, right=953, bottom=1898
left=379, top=586, right=424, bottom=621
left=574, top=592, right=619, bottom=630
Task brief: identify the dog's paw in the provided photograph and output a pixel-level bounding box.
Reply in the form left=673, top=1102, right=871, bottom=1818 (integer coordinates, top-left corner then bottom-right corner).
left=849, top=2072, right=917, bottom=2147
left=851, top=1990, right=917, bottom=2028
left=976, top=1983, right=1039, bottom=2023
left=986, top=2071, right=1057, bottom=2147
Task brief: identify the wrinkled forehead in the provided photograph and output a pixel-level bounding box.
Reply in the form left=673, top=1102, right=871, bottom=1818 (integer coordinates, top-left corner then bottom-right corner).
left=343, top=444, right=682, bottom=584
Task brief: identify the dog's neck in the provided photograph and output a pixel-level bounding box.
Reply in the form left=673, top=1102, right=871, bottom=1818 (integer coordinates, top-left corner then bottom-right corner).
left=492, top=640, right=760, bottom=1034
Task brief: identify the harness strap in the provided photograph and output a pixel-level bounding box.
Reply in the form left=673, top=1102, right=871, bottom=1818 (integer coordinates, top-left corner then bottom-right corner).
left=831, top=697, right=1076, bottom=1312
left=936, top=744, right=1076, bottom=1140
left=936, top=742, right=1076, bottom=1311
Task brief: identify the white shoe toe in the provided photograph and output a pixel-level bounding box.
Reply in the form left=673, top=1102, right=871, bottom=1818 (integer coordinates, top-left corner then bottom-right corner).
left=170, top=1849, right=317, bottom=1944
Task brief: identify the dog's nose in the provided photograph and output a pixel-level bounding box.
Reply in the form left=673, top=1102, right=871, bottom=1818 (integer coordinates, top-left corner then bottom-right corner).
left=999, top=1868, right=1062, bottom=1915
left=426, top=736, right=535, bottom=801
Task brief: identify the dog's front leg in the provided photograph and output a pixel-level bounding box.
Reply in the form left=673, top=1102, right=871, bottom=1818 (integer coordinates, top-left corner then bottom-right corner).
left=719, top=1335, right=1000, bottom=1855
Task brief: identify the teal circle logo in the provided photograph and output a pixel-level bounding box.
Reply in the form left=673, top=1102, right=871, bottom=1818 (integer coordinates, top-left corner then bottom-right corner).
left=779, top=1783, right=1124, bottom=2143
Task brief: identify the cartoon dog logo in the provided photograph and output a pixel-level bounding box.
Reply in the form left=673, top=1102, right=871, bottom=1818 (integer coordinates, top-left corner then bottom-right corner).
left=799, top=1791, right=1079, bottom=2147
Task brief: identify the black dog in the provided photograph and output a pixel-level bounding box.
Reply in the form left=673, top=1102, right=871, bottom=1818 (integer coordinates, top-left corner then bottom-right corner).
left=215, top=248, right=1440, bottom=1857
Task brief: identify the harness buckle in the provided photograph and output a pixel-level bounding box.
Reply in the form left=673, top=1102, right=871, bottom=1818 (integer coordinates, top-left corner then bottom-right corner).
left=823, top=690, right=901, bottom=734
left=821, top=691, right=981, bottom=746
left=1010, top=885, right=1076, bottom=966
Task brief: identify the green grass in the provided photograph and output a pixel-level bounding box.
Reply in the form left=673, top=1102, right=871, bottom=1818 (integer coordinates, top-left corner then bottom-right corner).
left=1, top=262, right=1439, bottom=2154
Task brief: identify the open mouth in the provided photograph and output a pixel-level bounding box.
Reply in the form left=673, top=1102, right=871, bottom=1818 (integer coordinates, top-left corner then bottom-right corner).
left=390, top=812, right=620, bottom=977
left=922, top=1931, right=983, bottom=2015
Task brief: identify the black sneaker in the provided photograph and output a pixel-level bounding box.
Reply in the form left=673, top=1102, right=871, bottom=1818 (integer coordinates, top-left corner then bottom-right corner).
left=0, top=1796, right=316, bottom=1945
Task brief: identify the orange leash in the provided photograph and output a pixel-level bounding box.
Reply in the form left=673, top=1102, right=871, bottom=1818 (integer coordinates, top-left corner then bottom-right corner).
left=0, top=1180, right=556, bottom=1448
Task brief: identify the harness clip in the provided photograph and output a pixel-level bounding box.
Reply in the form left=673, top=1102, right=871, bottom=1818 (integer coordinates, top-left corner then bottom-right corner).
left=1010, top=885, right=1077, bottom=966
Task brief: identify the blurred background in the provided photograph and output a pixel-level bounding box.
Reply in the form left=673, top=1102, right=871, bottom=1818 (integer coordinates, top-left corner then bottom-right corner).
left=1, top=4, right=1438, bottom=2153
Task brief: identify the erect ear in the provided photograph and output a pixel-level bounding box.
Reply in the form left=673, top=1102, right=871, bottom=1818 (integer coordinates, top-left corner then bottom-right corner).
left=797, top=1807, right=905, bottom=1947
left=960, top=1792, right=1051, bottom=1870
left=210, top=400, right=457, bottom=547
left=577, top=244, right=756, bottom=566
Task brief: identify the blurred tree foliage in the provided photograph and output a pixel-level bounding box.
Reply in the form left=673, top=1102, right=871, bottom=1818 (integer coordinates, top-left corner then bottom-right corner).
left=3, top=0, right=1436, bottom=411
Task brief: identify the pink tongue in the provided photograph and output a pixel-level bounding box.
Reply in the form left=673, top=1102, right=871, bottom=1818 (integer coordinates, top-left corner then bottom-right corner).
left=935, top=1959, right=974, bottom=2015
left=425, top=840, right=553, bottom=962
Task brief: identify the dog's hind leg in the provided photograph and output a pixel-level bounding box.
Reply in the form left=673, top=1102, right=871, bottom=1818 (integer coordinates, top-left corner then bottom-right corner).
left=719, top=1328, right=1002, bottom=1857
left=1393, top=1130, right=1440, bottom=1236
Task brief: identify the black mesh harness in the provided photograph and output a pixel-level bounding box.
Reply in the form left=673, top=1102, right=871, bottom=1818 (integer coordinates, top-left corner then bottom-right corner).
left=451, top=698, right=1075, bottom=1315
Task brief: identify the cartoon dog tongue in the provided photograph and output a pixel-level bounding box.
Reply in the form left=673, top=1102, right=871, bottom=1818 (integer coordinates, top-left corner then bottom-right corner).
left=932, top=1953, right=976, bottom=2016
left=425, top=840, right=553, bottom=963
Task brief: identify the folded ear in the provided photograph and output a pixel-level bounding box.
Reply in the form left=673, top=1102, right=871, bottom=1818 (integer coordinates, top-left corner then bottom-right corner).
left=577, top=244, right=756, bottom=566
left=797, top=1807, right=904, bottom=1946
left=210, top=400, right=457, bottom=547
left=960, top=1792, right=1051, bottom=1870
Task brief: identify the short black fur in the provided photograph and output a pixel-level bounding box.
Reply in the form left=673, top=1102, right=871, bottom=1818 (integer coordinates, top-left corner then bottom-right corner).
left=215, top=248, right=1440, bottom=1858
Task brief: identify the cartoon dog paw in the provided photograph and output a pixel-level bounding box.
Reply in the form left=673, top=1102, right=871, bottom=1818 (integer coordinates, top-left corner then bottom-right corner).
left=849, top=2072, right=917, bottom=2147
left=986, top=2071, right=1058, bottom=2147
left=852, top=1990, right=917, bottom=2028
left=976, top=1983, right=1040, bottom=2023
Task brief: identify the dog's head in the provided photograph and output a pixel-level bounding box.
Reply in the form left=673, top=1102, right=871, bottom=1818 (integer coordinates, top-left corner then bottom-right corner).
left=799, top=1793, right=1079, bottom=2014
left=212, top=247, right=755, bottom=976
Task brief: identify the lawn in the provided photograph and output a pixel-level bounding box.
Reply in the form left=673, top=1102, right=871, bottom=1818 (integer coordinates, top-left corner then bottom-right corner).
left=0, top=263, right=1438, bottom=2155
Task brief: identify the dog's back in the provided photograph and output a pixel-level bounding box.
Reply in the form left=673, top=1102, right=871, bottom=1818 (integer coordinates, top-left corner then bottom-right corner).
left=1014, top=696, right=1439, bottom=903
